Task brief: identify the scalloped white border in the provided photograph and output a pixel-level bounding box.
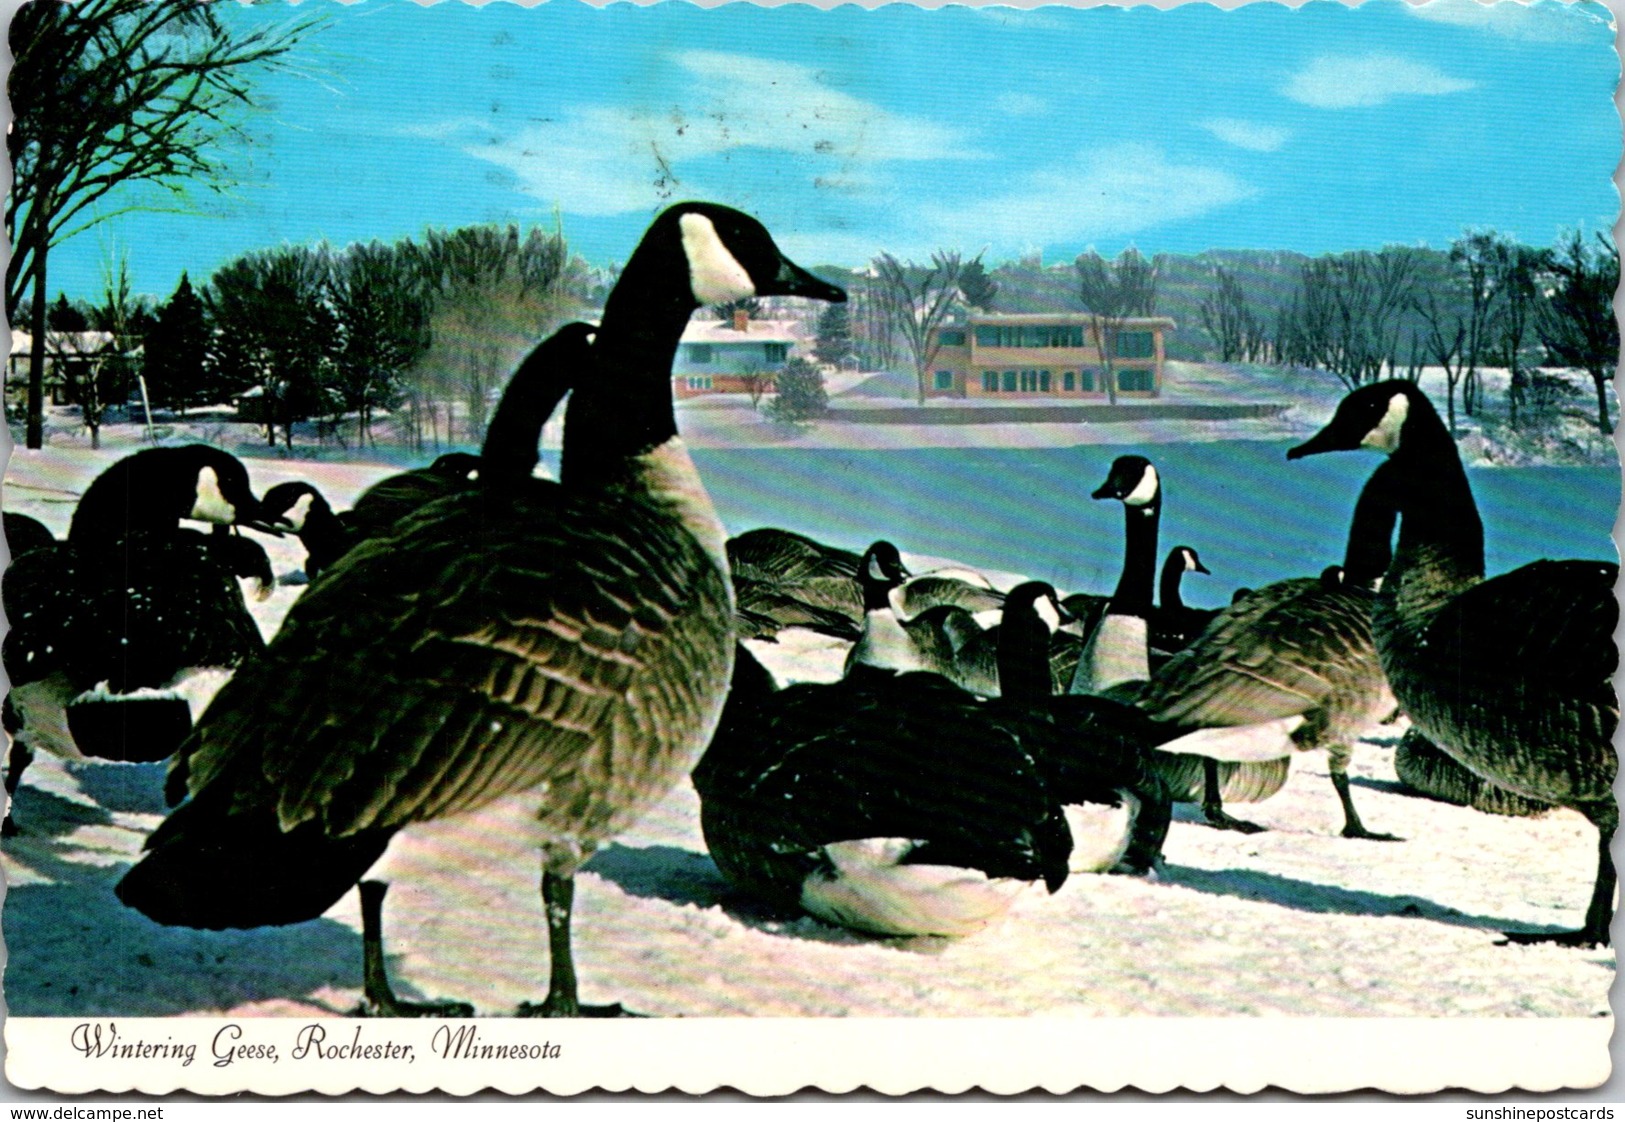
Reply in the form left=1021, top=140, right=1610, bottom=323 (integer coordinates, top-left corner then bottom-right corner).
left=4, top=1016, right=1612, bottom=1096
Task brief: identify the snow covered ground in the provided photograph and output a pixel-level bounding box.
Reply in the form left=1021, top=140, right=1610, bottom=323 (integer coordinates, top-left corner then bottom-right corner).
left=0, top=440, right=1614, bottom=1028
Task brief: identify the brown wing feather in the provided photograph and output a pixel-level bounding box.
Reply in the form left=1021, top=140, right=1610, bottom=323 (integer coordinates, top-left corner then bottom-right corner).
left=176, top=481, right=732, bottom=848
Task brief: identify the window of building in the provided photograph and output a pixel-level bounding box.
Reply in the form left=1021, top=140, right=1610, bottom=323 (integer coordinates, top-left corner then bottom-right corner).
left=1118, top=368, right=1155, bottom=393
left=939, top=329, right=966, bottom=347
left=687, top=344, right=713, bottom=364
left=685, top=375, right=713, bottom=391
left=1115, top=331, right=1154, bottom=359
left=1079, top=368, right=1099, bottom=392
left=1040, top=370, right=1052, bottom=392
left=1002, top=370, right=1018, bottom=392
left=763, top=343, right=789, bottom=364
left=1063, top=371, right=1075, bottom=392
left=934, top=370, right=954, bottom=391
left=982, top=371, right=999, bottom=392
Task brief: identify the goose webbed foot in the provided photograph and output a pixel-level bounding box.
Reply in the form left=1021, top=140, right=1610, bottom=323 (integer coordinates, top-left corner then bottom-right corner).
left=357, top=880, right=475, bottom=1019
left=514, top=870, right=649, bottom=1019
left=1331, top=770, right=1400, bottom=841
left=1202, top=807, right=1267, bottom=834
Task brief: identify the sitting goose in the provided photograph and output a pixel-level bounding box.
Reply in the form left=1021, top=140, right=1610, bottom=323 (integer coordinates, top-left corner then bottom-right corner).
left=2, top=447, right=275, bottom=833
left=1288, top=379, right=1618, bottom=946
left=118, top=203, right=847, bottom=1015
left=1134, top=470, right=1401, bottom=839
left=694, top=638, right=1073, bottom=937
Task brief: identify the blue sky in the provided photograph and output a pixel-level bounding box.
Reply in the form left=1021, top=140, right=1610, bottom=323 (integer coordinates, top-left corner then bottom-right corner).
left=39, top=0, right=1622, bottom=303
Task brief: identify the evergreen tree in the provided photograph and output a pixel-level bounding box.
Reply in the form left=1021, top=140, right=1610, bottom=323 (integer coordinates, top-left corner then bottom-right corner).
left=813, top=302, right=855, bottom=367
left=142, top=272, right=211, bottom=410
left=959, top=258, right=998, bottom=311
left=767, top=357, right=828, bottom=425
left=47, top=293, right=88, bottom=332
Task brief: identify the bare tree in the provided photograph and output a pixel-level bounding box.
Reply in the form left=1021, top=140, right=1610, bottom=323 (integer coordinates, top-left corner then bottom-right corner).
left=1413, top=289, right=1468, bottom=437
left=1536, top=230, right=1619, bottom=435
left=1487, top=241, right=1542, bottom=430
left=76, top=255, right=143, bottom=449
left=1449, top=231, right=1508, bottom=418
left=7, top=0, right=312, bottom=448
left=1276, top=248, right=1420, bottom=390
left=1076, top=248, right=1157, bottom=404
left=331, top=241, right=431, bottom=448
left=1199, top=267, right=1262, bottom=363
left=872, top=251, right=974, bottom=405
left=737, top=368, right=774, bottom=410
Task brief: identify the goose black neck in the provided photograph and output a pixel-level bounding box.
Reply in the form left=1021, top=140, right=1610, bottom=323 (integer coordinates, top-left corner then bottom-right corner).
left=70, top=453, right=187, bottom=542
left=483, top=337, right=576, bottom=491
left=1158, top=551, right=1187, bottom=611
left=1109, top=496, right=1160, bottom=617
left=996, top=601, right=1055, bottom=709
left=561, top=254, right=694, bottom=488
left=1387, top=401, right=1485, bottom=580
left=1342, top=461, right=1400, bottom=589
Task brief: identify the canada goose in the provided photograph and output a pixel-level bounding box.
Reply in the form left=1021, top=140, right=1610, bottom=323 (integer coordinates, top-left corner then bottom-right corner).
left=1069, top=455, right=1162, bottom=699
left=693, top=641, right=1073, bottom=937
left=117, top=204, right=846, bottom=1015
left=259, top=482, right=348, bottom=580
left=993, top=583, right=1173, bottom=876
left=1153, top=546, right=1218, bottom=653
left=1288, top=379, right=1618, bottom=946
left=1134, top=469, right=1401, bottom=839
left=1, top=446, right=274, bottom=833
left=728, top=528, right=865, bottom=641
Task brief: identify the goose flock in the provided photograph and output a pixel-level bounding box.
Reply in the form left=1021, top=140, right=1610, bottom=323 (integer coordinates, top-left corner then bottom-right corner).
left=0, top=203, right=1615, bottom=1022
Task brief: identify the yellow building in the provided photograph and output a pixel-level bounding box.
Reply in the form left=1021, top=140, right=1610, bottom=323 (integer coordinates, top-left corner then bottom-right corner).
left=926, top=313, right=1175, bottom=399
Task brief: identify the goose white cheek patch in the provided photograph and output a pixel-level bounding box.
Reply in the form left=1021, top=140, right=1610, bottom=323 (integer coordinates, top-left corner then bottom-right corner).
left=680, top=212, right=756, bottom=305
left=191, top=466, right=236, bottom=523
left=1361, top=393, right=1410, bottom=453
left=282, top=492, right=315, bottom=532
left=1123, top=464, right=1160, bottom=506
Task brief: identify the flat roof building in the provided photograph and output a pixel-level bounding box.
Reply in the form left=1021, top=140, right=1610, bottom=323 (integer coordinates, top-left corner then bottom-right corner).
left=926, top=312, right=1175, bottom=399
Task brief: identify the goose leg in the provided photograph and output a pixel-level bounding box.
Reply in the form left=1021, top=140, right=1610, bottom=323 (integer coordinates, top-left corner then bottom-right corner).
left=1501, top=800, right=1616, bottom=949
left=2, top=737, right=34, bottom=838
left=1113, top=775, right=1172, bottom=875
left=1329, top=750, right=1401, bottom=841
left=357, top=880, right=475, bottom=1018
left=1200, top=757, right=1265, bottom=834
left=516, top=871, right=634, bottom=1018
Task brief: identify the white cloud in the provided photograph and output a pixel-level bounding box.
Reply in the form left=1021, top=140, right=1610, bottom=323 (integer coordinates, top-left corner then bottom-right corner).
left=421, top=50, right=978, bottom=217
left=1201, top=117, right=1292, bottom=152
left=1281, top=54, right=1477, bottom=109
left=919, top=142, right=1256, bottom=249
left=994, top=92, right=1049, bottom=118
left=1405, top=0, right=1603, bottom=43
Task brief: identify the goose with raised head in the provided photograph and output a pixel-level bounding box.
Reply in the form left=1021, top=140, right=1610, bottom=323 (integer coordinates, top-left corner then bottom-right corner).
left=117, top=204, right=846, bottom=1015
left=1288, top=379, right=1618, bottom=946
left=1134, top=470, right=1401, bottom=839
left=1068, top=455, right=1163, bottom=699
left=2, top=446, right=275, bottom=834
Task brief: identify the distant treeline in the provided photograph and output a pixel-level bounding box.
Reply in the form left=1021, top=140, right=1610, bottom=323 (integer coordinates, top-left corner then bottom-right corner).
left=23, top=223, right=591, bottom=451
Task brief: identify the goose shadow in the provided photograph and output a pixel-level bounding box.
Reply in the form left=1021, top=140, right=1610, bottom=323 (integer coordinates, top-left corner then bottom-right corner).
left=67, top=760, right=171, bottom=817
left=2, top=845, right=434, bottom=1017
left=1158, top=862, right=1569, bottom=937
left=3, top=784, right=115, bottom=842
left=582, top=842, right=919, bottom=949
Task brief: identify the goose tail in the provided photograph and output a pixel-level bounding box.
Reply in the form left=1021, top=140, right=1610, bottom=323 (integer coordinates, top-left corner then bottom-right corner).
left=116, top=790, right=394, bottom=930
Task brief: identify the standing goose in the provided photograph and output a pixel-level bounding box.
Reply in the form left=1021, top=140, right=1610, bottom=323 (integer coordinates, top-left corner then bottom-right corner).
left=1134, top=471, right=1401, bottom=839
left=1, top=447, right=274, bottom=833
left=117, top=204, right=846, bottom=1015
left=1287, top=379, right=1618, bottom=946
left=1068, top=455, right=1163, bottom=699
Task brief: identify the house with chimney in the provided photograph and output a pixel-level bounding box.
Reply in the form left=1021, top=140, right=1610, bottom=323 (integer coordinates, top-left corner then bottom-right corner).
left=672, top=307, right=806, bottom=398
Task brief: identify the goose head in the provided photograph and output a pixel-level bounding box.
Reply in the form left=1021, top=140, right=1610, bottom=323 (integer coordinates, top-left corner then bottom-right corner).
left=1003, top=581, right=1067, bottom=636
left=1173, top=546, right=1209, bottom=575
left=70, top=446, right=279, bottom=542
left=1287, top=381, right=1434, bottom=460
left=615, top=203, right=847, bottom=317
left=260, top=481, right=331, bottom=534
left=1091, top=455, right=1160, bottom=509
left=857, top=540, right=912, bottom=611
